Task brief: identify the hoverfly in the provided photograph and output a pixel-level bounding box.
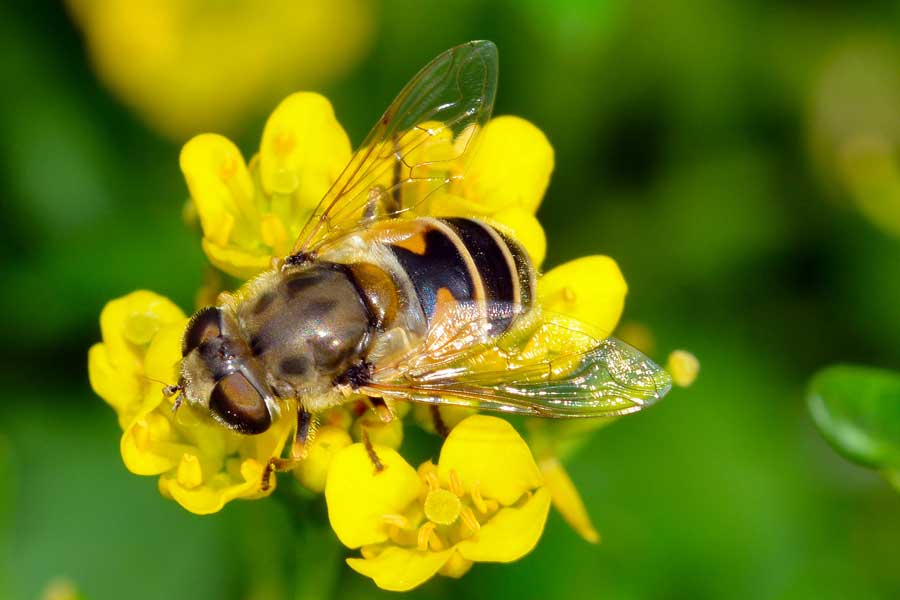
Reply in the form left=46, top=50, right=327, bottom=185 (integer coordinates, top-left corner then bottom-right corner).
left=172, top=41, right=672, bottom=484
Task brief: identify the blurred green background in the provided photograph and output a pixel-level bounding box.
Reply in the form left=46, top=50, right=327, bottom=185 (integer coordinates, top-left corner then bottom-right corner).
left=3, top=1, right=900, bottom=599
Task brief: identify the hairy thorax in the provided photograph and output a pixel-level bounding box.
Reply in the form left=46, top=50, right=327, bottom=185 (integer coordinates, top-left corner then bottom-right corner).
left=236, top=265, right=372, bottom=404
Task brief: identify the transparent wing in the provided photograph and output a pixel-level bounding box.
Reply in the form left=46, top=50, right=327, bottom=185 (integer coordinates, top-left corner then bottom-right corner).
left=364, top=302, right=673, bottom=418
left=290, top=41, right=498, bottom=257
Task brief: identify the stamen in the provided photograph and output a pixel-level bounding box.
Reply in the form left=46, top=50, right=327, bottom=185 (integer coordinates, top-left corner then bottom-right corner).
left=176, top=453, right=203, bottom=489
left=428, top=529, right=445, bottom=551
left=449, top=469, right=465, bottom=497
left=417, top=522, right=437, bottom=552
left=459, top=506, right=481, bottom=537
left=381, top=514, right=410, bottom=529
left=470, top=482, right=488, bottom=513
left=424, top=471, right=440, bottom=492
left=260, top=214, right=289, bottom=256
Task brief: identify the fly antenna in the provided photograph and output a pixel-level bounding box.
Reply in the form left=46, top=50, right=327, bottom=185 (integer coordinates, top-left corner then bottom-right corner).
left=140, top=374, right=184, bottom=412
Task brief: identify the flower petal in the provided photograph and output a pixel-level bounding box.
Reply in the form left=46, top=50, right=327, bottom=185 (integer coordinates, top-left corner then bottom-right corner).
left=426, top=192, right=493, bottom=218
left=466, top=116, right=554, bottom=215
left=538, top=255, right=627, bottom=334
left=456, top=487, right=551, bottom=562
left=326, top=444, right=421, bottom=548
left=143, top=319, right=188, bottom=386
left=180, top=134, right=256, bottom=249
left=438, top=415, right=542, bottom=506
left=346, top=547, right=454, bottom=592
left=164, top=458, right=269, bottom=516
left=121, top=411, right=185, bottom=475
left=259, top=92, right=351, bottom=205
left=88, top=343, right=137, bottom=417
left=201, top=238, right=273, bottom=281
left=486, top=207, right=547, bottom=267
left=438, top=551, right=474, bottom=578
left=539, top=458, right=599, bottom=543
left=90, top=291, right=185, bottom=418
left=98, top=290, right=185, bottom=372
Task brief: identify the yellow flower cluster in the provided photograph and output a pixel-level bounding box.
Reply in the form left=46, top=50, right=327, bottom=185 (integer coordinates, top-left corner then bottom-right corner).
left=88, top=91, right=658, bottom=589
left=181, top=93, right=553, bottom=279
left=88, top=291, right=296, bottom=514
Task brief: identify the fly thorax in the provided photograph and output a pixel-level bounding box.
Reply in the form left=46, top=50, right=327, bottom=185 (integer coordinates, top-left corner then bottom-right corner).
left=238, top=265, right=372, bottom=398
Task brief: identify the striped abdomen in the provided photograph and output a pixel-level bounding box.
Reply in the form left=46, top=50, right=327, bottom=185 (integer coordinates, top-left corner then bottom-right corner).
left=386, top=217, right=536, bottom=334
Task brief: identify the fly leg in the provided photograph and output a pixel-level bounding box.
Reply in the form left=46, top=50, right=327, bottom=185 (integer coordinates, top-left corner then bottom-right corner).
left=361, top=428, right=385, bottom=473
left=362, top=133, right=402, bottom=222
left=429, top=405, right=449, bottom=438
left=362, top=185, right=401, bottom=223
left=357, top=396, right=397, bottom=473
left=367, top=396, right=394, bottom=423
left=260, top=407, right=317, bottom=491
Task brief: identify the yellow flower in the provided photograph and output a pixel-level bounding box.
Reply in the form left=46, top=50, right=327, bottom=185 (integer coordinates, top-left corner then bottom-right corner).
left=181, top=93, right=352, bottom=278
left=66, top=0, right=374, bottom=140
left=180, top=99, right=556, bottom=279
left=88, top=290, right=295, bottom=514
left=809, top=39, right=900, bottom=237
left=539, top=255, right=627, bottom=335
left=325, top=415, right=550, bottom=591
left=525, top=255, right=629, bottom=543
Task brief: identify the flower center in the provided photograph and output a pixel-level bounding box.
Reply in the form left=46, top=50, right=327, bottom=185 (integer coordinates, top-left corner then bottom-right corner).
left=423, top=488, right=461, bottom=525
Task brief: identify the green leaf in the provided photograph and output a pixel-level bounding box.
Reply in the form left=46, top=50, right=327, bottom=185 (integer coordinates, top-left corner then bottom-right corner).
left=808, top=365, right=900, bottom=469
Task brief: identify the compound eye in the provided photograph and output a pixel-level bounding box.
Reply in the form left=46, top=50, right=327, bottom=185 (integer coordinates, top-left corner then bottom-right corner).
left=182, top=307, right=223, bottom=356
left=209, top=372, right=272, bottom=434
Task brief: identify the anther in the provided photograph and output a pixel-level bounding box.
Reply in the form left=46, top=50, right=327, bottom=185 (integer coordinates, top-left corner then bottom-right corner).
left=449, top=470, right=465, bottom=497
left=428, top=530, right=445, bottom=551
left=417, top=522, right=437, bottom=552
left=460, top=506, right=481, bottom=537
left=470, top=482, right=488, bottom=514
left=381, top=514, right=410, bottom=529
